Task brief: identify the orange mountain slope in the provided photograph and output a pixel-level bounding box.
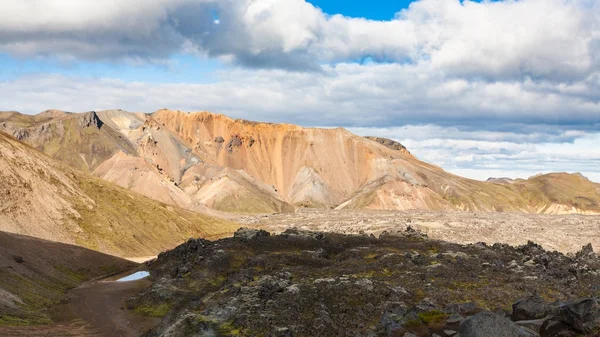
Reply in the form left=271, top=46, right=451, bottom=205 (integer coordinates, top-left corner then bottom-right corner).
left=2, top=109, right=599, bottom=215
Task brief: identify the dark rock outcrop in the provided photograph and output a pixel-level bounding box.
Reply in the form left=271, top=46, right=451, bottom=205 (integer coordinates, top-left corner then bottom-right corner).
left=364, top=136, right=409, bottom=153
left=227, top=135, right=243, bottom=153
left=79, top=111, right=103, bottom=129
left=233, top=228, right=271, bottom=241
left=540, top=298, right=600, bottom=336
left=460, top=311, right=537, bottom=337
left=512, top=294, right=551, bottom=321
left=576, top=243, right=595, bottom=259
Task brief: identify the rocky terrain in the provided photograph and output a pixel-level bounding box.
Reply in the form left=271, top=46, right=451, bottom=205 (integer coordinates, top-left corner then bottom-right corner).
left=0, top=130, right=238, bottom=258
left=126, top=228, right=600, bottom=337
left=2, top=109, right=599, bottom=215
left=240, top=209, right=600, bottom=253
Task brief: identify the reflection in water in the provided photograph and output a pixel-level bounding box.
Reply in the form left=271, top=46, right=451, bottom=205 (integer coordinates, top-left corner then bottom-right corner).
left=116, top=271, right=150, bottom=282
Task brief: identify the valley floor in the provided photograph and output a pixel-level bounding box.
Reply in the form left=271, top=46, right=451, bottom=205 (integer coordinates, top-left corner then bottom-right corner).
left=0, top=276, right=158, bottom=337
left=238, top=209, right=600, bottom=253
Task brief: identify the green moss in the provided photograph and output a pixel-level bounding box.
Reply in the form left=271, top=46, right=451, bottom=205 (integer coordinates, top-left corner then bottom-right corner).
left=134, top=303, right=172, bottom=317
left=217, top=321, right=241, bottom=335
left=417, top=310, right=448, bottom=324
left=0, top=315, right=51, bottom=326
left=404, top=319, right=424, bottom=329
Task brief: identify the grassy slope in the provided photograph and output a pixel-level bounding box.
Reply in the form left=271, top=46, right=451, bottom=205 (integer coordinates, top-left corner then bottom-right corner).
left=69, top=174, right=240, bottom=256
left=0, top=131, right=239, bottom=258
left=0, top=231, right=135, bottom=325
left=508, top=173, right=600, bottom=212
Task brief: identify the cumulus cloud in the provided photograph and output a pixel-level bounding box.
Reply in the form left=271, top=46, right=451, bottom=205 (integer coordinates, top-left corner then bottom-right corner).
left=1, top=0, right=599, bottom=180
left=1, top=0, right=598, bottom=77
left=348, top=126, right=600, bottom=183
left=2, top=63, right=599, bottom=128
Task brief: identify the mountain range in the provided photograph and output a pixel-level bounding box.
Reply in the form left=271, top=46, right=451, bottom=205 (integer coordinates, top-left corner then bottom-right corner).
left=1, top=109, right=599, bottom=215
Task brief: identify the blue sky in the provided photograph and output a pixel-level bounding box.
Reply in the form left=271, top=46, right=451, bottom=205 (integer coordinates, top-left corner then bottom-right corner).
left=0, top=0, right=599, bottom=182
left=307, top=0, right=413, bottom=19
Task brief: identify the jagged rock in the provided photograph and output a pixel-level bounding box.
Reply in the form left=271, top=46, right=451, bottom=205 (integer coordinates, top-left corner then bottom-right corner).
left=214, top=136, right=225, bottom=143
left=405, top=225, right=428, bottom=238
left=281, top=228, right=324, bottom=240
left=575, top=243, right=594, bottom=259
left=12, top=129, right=29, bottom=140
left=415, top=297, right=438, bottom=313
left=459, top=311, right=538, bottom=337
left=364, top=136, right=409, bottom=153
left=445, top=302, right=478, bottom=315
left=447, top=313, right=466, bottom=324
left=512, top=294, right=550, bottom=321
left=227, top=135, right=243, bottom=153
left=515, top=318, right=547, bottom=334
left=540, top=298, right=600, bottom=335
left=79, top=111, right=103, bottom=129
left=233, top=227, right=270, bottom=241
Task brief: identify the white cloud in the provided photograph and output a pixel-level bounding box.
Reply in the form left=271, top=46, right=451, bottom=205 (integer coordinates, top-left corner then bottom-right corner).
left=0, top=0, right=598, bottom=77
left=1, top=0, right=599, bottom=180
left=348, top=126, right=600, bottom=183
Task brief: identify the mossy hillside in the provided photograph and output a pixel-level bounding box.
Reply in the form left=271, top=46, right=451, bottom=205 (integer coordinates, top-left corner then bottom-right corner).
left=132, top=230, right=600, bottom=336
left=67, top=174, right=240, bottom=256
left=0, top=232, right=135, bottom=326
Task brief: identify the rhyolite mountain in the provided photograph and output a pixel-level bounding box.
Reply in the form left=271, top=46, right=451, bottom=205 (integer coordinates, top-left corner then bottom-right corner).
left=0, top=130, right=238, bottom=258
left=2, top=109, right=599, bottom=215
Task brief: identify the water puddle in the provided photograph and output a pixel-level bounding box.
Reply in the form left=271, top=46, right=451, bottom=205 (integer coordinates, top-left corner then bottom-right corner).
left=116, top=271, right=150, bottom=282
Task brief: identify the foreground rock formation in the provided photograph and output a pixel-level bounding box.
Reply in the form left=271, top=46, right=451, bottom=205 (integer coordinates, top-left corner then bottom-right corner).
left=128, top=228, right=600, bottom=336
left=0, top=130, right=237, bottom=257
left=2, top=109, right=599, bottom=215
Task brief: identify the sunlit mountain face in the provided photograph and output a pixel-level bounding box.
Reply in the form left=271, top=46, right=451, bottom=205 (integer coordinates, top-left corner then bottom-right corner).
left=1, top=0, right=599, bottom=181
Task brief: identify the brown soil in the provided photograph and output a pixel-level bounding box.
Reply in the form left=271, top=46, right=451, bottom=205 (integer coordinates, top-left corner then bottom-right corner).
left=0, top=278, right=159, bottom=337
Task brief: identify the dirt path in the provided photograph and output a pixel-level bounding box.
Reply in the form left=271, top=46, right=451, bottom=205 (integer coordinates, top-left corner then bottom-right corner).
left=0, top=277, right=160, bottom=337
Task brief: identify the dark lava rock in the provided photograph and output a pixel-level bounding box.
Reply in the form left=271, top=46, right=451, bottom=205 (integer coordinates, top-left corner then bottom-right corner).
left=233, top=227, right=270, bottom=241
left=214, top=136, right=225, bottom=143
left=281, top=228, right=324, bottom=240
left=575, top=243, right=595, bottom=259
left=227, top=135, right=243, bottom=153
left=12, top=129, right=29, bottom=140
left=132, top=230, right=600, bottom=337
left=444, top=302, right=478, bottom=315
left=460, top=311, right=539, bottom=337
left=515, top=318, right=547, bottom=334
left=540, top=298, right=600, bottom=335
left=364, top=136, right=409, bottom=153
left=513, top=294, right=550, bottom=321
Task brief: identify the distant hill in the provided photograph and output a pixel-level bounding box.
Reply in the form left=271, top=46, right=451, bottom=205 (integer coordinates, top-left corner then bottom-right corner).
left=2, top=109, right=599, bottom=215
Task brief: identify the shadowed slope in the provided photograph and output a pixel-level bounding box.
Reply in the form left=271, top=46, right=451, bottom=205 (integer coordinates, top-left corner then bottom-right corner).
left=0, top=231, right=135, bottom=325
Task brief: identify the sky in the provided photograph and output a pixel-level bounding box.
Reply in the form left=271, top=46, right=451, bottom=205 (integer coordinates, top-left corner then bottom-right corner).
left=1, top=0, right=599, bottom=182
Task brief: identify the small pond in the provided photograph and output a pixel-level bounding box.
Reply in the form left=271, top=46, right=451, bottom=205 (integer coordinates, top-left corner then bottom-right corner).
left=116, top=271, right=150, bottom=282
